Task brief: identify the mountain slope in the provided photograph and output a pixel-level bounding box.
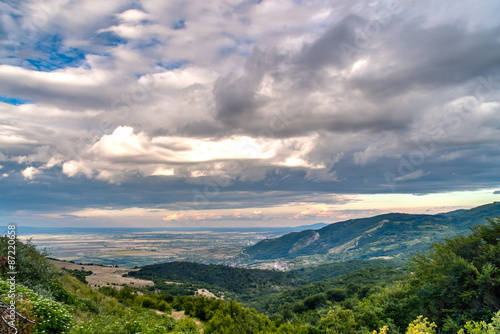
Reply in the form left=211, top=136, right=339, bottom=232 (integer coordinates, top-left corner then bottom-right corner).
left=244, top=202, right=500, bottom=261
left=436, top=209, right=467, bottom=217
left=290, top=258, right=401, bottom=282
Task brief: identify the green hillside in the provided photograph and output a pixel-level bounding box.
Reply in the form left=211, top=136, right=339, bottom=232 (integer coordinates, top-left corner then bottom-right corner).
left=244, top=202, right=500, bottom=261
left=290, top=258, right=401, bottom=282
left=128, top=261, right=305, bottom=298
left=252, top=265, right=406, bottom=316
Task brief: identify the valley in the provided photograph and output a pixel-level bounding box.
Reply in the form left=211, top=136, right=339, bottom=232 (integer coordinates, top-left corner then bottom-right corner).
left=21, top=202, right=500, bottom=272
left=20, top=229, right=278, bottom=268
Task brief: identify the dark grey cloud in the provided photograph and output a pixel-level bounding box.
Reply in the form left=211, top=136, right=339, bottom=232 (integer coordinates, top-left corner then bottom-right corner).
left=295, top=15, right=365, bottom=71
left=213, top=48, right=280, bottom=127
left=184, top=5, right=497, bottom=140
left=349, top=23, right=500, bottom=99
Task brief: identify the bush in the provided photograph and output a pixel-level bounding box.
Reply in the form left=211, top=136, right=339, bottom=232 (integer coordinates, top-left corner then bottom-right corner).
left=160, top=294, right=174, bottom=303
left=157, top=301, right=172, bottom=313
left=0, top=279, right=73, bottom=333
left=0, top=236, right=59, bottom=296
left=458, top=311, right=500, bottom=334
left=406, top=316, right=436, bottom=334
left=69, top=309, right=199, bottom=334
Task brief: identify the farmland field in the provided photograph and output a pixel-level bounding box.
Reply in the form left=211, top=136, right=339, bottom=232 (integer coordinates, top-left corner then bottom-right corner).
left=20, top=228, right=286, bottom=268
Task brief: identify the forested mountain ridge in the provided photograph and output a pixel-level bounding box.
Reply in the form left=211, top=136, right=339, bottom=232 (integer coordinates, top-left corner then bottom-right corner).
left=244, top=202, right=500, bottom=260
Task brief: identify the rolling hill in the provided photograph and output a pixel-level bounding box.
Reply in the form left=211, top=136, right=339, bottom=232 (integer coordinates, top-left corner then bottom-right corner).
left=127, top=261, right=305, bottom=299
left=244, top=202, right=500, bottom=261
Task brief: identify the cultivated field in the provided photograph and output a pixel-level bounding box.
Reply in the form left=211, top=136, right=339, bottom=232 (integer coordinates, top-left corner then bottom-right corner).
left=49, top=259, right=154, bottom=288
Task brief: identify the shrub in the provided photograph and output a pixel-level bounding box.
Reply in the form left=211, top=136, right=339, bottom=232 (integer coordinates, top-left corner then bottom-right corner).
left=0, top=236, right=59, bottom=296
left=406, top=316, right=436, bottom=334
left=69, top=309, right=199, bottom=334
left=0, top=279, right=73, bottom=333
left=458, top=311, right=500, bottom=334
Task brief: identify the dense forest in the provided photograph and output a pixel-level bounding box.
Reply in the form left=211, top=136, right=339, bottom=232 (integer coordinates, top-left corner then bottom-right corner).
left=289, top=258, right=401, bottom=282
left=1, top=217, right=500, bottom=333
left=128, top=261, right=305, bottom=299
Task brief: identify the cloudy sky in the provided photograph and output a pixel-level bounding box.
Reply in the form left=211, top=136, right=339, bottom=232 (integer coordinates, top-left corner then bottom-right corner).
left=1, top=0, right=499, bottom=228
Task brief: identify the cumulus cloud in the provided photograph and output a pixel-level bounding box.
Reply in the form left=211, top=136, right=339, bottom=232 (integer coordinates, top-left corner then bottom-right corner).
left=58, top=126, right=328, bottom=183
left=21, top=166, right=41, bottom=180
left=0, top=165, right=9, bottom=180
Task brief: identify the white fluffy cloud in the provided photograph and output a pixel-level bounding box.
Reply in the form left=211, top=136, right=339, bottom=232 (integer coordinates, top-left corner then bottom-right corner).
left=59, top=126, right=325, bottom=183
left=21, top=166, right=41, bottom=180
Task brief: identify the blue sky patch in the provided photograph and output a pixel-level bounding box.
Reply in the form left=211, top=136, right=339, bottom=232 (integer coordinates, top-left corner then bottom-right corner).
left=94, top=31, right=128, bottom=47
left=0, top=95, right=33, bottom=106
left=26, top=34, right=86, bottom=71
left=132, top=37, right=162, bottom=50
left=157, top=60, right=188, bottom=70
left=218, top=45, right=236, bottom=57
left=172, top=19, right=186, bottom=30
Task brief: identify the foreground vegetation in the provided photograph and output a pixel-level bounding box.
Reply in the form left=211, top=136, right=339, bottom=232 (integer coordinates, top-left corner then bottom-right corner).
left=1, top=216, right=499, bottom=333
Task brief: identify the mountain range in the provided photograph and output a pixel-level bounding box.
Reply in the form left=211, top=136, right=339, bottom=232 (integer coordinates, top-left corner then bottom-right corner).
left=243, top=202, right=500, bottom=261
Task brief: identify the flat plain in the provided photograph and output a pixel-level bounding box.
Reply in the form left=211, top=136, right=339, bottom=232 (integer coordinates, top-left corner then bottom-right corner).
left=22, top=229, right=284, bottom=268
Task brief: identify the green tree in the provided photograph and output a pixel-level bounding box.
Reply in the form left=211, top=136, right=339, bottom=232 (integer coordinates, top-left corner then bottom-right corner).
left=407, top=217, right=500, bottom=332
left=320, top=305, right=357, bottom=334
left=325, top=288, right=347, bottom=302
left=303, top=293, right=327, bottom=310
left=0, top=235, right=59, bottom=294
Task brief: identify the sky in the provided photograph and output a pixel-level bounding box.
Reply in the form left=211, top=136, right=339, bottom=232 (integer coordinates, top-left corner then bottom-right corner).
left=0, top=0, right=499, bottom=228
